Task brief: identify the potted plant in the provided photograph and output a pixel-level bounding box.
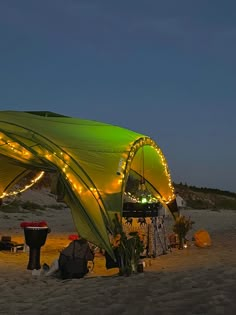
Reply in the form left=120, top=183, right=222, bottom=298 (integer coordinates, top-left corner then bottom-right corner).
left=109, top=214, right=144, bottom=276
left=173, top=215, right=194, bottom=249
left=20, top=221, right=50, bottom=270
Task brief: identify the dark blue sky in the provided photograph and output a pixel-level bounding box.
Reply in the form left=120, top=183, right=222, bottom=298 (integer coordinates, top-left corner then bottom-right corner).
left=1, top=0, right=236, bottom=192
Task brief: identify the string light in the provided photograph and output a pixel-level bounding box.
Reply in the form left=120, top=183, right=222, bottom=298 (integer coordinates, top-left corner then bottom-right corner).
left=0, top=137, right=32, bottom=160
left=0, top=132, right=86, bottom=200
left=125, top=137, right=176, bottom=204
left=0, top=131, right=175, bottom=208
left=124, top=191, right=160, bottom=204
left=0, top=171, right=45, bottom=199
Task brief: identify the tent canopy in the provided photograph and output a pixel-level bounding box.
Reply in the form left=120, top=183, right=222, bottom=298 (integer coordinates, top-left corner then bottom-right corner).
left=0, top=111, right=178, bottom=256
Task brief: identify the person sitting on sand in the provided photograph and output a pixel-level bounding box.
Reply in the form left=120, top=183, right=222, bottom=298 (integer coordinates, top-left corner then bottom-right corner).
left=44, top=235, right=94, bottom=279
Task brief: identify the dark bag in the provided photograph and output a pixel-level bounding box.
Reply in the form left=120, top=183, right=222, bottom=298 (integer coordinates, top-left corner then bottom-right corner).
left=59, top=241, right=90, bottom=279
left=60, top=257, right=88, bottom=279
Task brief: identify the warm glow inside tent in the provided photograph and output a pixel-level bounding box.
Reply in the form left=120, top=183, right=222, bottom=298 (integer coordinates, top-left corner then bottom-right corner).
left=0, top=111, right=178, bottom=256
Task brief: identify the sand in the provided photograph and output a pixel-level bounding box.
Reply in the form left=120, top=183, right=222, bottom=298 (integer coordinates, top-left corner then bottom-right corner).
left=0, top=189, right=236, bottom=315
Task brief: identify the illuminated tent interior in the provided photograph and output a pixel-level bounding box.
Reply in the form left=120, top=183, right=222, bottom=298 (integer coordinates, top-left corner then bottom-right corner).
left=0, top=111, right=178, bottom=256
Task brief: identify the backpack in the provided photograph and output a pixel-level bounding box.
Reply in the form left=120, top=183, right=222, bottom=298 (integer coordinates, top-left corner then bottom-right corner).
left=59, top=240, right=94, bottom=279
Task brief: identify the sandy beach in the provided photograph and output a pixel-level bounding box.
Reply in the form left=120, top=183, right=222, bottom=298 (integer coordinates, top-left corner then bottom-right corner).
left=0, top=189, right=236, bottom=315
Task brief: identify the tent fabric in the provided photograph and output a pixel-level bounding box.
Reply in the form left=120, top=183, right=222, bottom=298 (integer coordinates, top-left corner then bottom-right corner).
left=0, top=111, right=178, bottom=256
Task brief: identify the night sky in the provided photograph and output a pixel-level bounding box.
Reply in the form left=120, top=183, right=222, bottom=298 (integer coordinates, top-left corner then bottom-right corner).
left=1, top=1, right=235, bottom=192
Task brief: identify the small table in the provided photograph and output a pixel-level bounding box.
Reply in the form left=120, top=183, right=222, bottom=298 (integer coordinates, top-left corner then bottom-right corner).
left=10, top=243, right=26, bottom=253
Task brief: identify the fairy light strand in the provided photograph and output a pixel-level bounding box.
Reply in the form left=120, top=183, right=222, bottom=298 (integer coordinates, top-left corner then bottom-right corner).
left=124, top=137, right=175, bottom=204
left=0, top=171, right=45, bottom=199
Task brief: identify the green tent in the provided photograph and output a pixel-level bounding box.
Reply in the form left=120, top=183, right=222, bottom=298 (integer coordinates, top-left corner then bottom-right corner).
left=0, top=111, right=178, bottom=256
